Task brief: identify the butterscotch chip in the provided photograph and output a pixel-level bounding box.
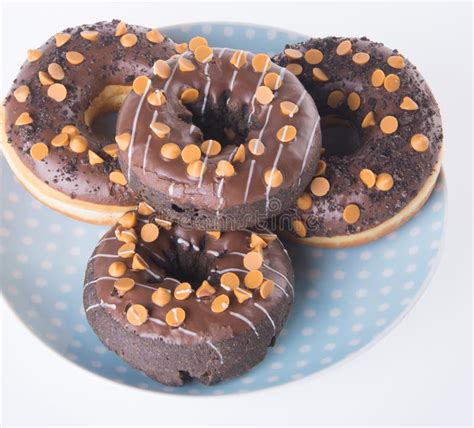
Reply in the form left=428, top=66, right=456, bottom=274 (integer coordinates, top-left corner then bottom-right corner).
left=285, top=48, right=303, bottom=60
left=371, top=69, right=385, bottom=87
left=312, top=67, right=329, bottom=82
left=359, top=168, right=376, bottom=188
left=327, top=90, right=344, bottom=108
left=127, top=304, right=148, bottom=326
left=115, top=277, right=135, bottom=296
left=277, top=125, right=297, bottom=143
left=196, top=280, right=216, bottom=298
left=250, top=233, right=268, bottom=250
left=153, top=60, right=171, bottom=79
left=62, top=125, right=79, bottom=137
left=38, top=71, right=54, bottom=86
left=69, top=135, right=88, bottom=153
left=234, top=287, right=252, bottom=303
left=248, top=139, right=265, bottom=156
left=244, top=270, right=264, bottom=289
left=286, top=63, right=303, bottom=75
left=160, top=143, right=181, bottom=160
left=154, top=218, right=172, bottom=230
left=260, top=279, right=274, bottom=299
left=310, top=176, right=330, bottom=197
left=180, top=87, right=199, bottom=104
left=141, top=223, right=159, bottom=242
left=138, top=201, right=155, bottom=216
left=13, top=85, right=30, bottom=102
left=220, top=272, right=240, bottom=291
left=47, top=83, right=67, bottom=102
left=230, top=50, right=248, bottom=69
left=305, top=48, right=324, bottom=64
left=30, top=142, right=49, bottom=161
left=280, top=101, right=299, bottom=117
left=120, top=33, right=138, bottom=48
left=259, top=233, right=277, bottom=244
left=132, top=76, right=150, bottom=95
left=216, top=160, right=235, bottom=177
left=88, top=150, right=104, bottom=165
left=66, top=51, right=85, bottom=65
left=264, top=168, right=283, bottom=188
left=201, top=139, right=221, bottom=156
left=243, top=251, right=263, bottom=271
left=361, top=111, right=376, bottom=128
left=189, top=36, right=208, bottom=52
left=380, top=116, right=398, bottom=134
left=55, top=33, right=71, bottom=47
left=178, top=57, right=196, bottom=72
left=376, top=172, right=394, bottom=191
left=119, top=211, right=137, bottom=228
left=51, top=133, right=69, bottom=147
left=181, top=144, right=201, bottom=164
left=292, top=219, right=307, bottom=237
left=347, top=92, right=361, bottom=111
left=255, top=86, right=274, bottom=105
left=146, top=28, right=164, bottom=43
left=166, top=307, right=186, bottom=327
left=252, top=53, right=271, bottom=73
left=175, top=43, right=188, bottom=53
left=187, top=160, right=205, bottom=178
left=352, top=52, right=370, bottom=65
left=80, top=30, right=99, bottom=41
left=103, top=144, right=118, bottom=158
left=27, top=49, right=42, bottom=62
left=297, top=193, right=313, bottom=210
left=47, top=63, right=65, bottom=80
left=207, top=231, right=221, bottom=240
left=148, top=90, right=167, bottom=106
left=343, top=204, right=360, bottom=224
left=108, top=261, right=127, bottom=277
left=115, top=226, right=138, bottom=244
left=174, top=282, right=193, bottom=301
left=115, top=132, right=131, bottom=151
left=194, top=45, right=213, bottom=63
left=150, top=122, right=171, bottom=138
left=264, top=72, right=282, bottom=90
left=118, top=242, right=136, bottom=258
left=152, top=287, right=171, bottom=307
left=115, top=21, right=127, bottom=36
left=109, top=170, right=128, bottom=186
left=400, top=96, right=418, bottom=110
left=15, top=112, right=33, bottom=126
left=316, top=160, right=327, bottom=176
left=384, top=74, right=400, bottom=92
left=336, top=40, right=352, bottom=56
left=211, top=295, right=230, bottom=313
left=233, top=144, right=246, bottom=163
left=387, top=55, right=405, bottom=69
left=410, top=134, right=429, bottom=152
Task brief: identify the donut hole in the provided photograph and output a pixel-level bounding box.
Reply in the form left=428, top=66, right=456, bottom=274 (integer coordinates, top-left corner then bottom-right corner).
left=321, top=115, right=361, bottom=157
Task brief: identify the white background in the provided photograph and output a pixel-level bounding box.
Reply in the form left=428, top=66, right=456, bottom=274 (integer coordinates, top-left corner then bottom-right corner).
left=1, top=1, right=472, bottom=426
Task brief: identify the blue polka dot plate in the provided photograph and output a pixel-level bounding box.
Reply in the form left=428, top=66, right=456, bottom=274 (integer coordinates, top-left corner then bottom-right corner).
left=0, top=22, right=446, bottom=395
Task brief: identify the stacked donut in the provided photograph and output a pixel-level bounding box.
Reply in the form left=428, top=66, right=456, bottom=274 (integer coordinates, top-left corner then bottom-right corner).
left=1, top=21, right=443, bottom=386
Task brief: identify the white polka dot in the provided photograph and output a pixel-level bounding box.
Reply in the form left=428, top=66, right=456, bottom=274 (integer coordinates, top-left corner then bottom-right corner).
left=354, top=306, right=367, bottom=316
left=115, top=365, right=127, bottom=373
left=94, top=345, right=107, bottom=354
left=331, top=289, right=343, bottom=299
left=291, top=373, right=303, bottom=380
left=65, top=353, right=78, bottom=361
left=241, top=376, right=255, bottom=384
left=41, top=260, right=52, bottom=270
left=408, top=246, right=419, bottom=255
left=59, top=283, right=72, bottom=293
left=430, top=240, right=440, bottom=249
left=428, top=257, right=436, bottom=267
left=360, top=250, right=372, bottom=260
left=409, top=227, right=420, bottom=237
left=323, top=342, right=336, bottom=351
left=245, top=28, right=256, bottom=39
left=400, top=297, right=412, bottom=306
left=54, top=301, right=67, bottom=311
left=378, top=303, right=390, bottom=312
left=50, top=318, right=62, bottom=327
left=349, top=338, right=361, bottom=347
left=296, top=359, right=308, bottom=368
left=71, top=339, right=82, bottom=348
left=91, top=360, right=102, bottom=368
left=26, top=309, right=38, bottom=318
left=357, top=270, right=370, bottom=279
left=406, top=263, right=417, bottom=273
left=64, top=265, right=77, bottom=275
left=46, top=242, right=57, bottom=252
left=201, top=24, right=212, bottom=34
left=303, top=308, right=316, bottom=318
left=266, top=29, right=277, bottom=40
left=31, top=294, right=42, bottom=304
left=69, top=246, right=81, bottom=256
left=299, top=344, right=311, bottom=353
left=356, top=288, right=368, bottom=298
left=3, top=210, right=15, bottom=221
left=326, top=326, right=339, bottom=335
left=267, top=375, right=279, bottom=383
left=301, top=327, right=314, bottom=336
left=46, top=333, right=58, bottom=341
left=380, top=286, right=392, bottom=295
left=7, top=285, right=18, bottom=295
left=50, top=223, right=62, bottom=234
left=306, top=288, right=319, bottom=299
left=0, top=227, right=10, bottom=237
left=31, top=200, right=42, bottom=210
left=329, top=308, right=341, bottom=318
left=387, top=231, right=397, bottom=240
left=307, top=268, right=320, bottom=279
left=223, top=26, right=234, bottom=37
left=21, top=235, right=33, bottom=245
left=382, top=268, right=394, bottom=277
left=432, top=221, right=442, bottom=230
left=384, top=249, right=396, bottom=260
left=335, top=251, right=348, bottom=260
left=7, top=192, right=19, bottom=203
left=320, top=356, right=333, bottom=365
left=11, top=270, right=23, bottom=279
left=432, top=201, right=443, bottom=212
left=74, top=324, right=87, bottom=333
left=271, top=362, right=283, bottom=370
left=25, top=218, right=39, bottom=228
left=273, top=345, right=286, bottom=354
left=137, top=382, right=149, bottom=389
left=179, top=24, right=191, bottom=33
left=73, top=227, right=86, bottom=238
left=375, top=318, right=387, bottom=327
left=351, top=323, right=364, bottom=332
left=333, top=270, right=345, bottom=280
left=16, top=254, right=28, bottom=263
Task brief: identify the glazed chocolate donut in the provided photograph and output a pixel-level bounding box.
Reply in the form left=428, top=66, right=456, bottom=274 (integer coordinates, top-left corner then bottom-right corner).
left=273, top=37, right=443, bottom=247
left=83, top=203, right=294, bottom=386
left=116, top=37, right=321, bottom=231
left=1, top=20, right=176, bottom=225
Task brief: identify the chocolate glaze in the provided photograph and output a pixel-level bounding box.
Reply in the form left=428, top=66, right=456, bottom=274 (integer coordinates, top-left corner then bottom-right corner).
left=84, top=210, right=294, bottom=346
left=4, top=20, right=176, bottom=206
left=273, top=37, right=443, bottom=237
left=116, top=48, right=321, bottom=228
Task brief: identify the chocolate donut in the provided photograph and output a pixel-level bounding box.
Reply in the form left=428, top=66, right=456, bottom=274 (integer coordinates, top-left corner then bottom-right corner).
left=116, top=37, right=321, bottom=231
left=83, top=204, right=294, bottom=386
left=273, top=37, right=443, bottom=247
left=1, top=20, right=176, bottom=225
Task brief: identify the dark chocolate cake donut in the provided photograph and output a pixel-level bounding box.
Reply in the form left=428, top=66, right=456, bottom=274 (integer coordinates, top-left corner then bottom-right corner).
left=1, top=20, right=176, bottom=225
left=273, top=37, right=443, bottom=247
left=116, top=37, right=321, bottom=231
left=83, top=203, right=294, bottom=386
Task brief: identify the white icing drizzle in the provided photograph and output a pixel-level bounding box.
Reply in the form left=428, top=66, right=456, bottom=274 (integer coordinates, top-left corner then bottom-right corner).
left=88, top=253, right=118, bottom=261
left=229, top=69, right=239, bottom=92
left=216, top=146, right=239, bottom=206
left=298, top=116, right=321, bottom=185
left=218, top=48, right=227, bottom=58
left=127, top=78, right=152, bottom=181
left=254, top=302, right=276, bottom=335
left=295, top=90, right=307, bottom=109
left=168, top=183, right=175, bottom=196
left=243, top=159, right=256, bottom=203
left=265, top=143, right=284, bottom=214
left=207, top=341, right=224, bottom=365
left=164, top=276, right=181, bottom=284
left=258, top=105, right=273, bottom=141
left=142, top=134, right=152, bottom=174
left=86, top=299, right=116, bottom=312
left=177, top=238, right=190, bottom=247
left=200, top=63, right=211, bottom=115
left=83, top=276, right=157, bottom=291
left=229, top=311, right=259, bottom=337
left=179, top=327, right=198, bottom=337
left=145, top=267, right=162, bottom=281
left=247, top=56, right=271, bottom=124
left=149, top=316, right=166, bottom=326
left=138, top=243, right=166, bottom=263
left=93, top=236, right=116, bottom=249
left=206, top=250, right=220, bottom=257
left=189, top=124, right=196, bottom=134
left=198, top=138, right=215, bottom=188
left=163, top=53, right=186, bottom=92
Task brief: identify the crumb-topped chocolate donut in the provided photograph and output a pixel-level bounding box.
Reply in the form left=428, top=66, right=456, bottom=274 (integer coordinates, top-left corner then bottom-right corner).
left=273, top=37, right=443, bottom=247
left=116, top=37, right=321, bottom=231
left=83, top=203, right=294, bottom=385
left=1, top=20, right=176, bottom=225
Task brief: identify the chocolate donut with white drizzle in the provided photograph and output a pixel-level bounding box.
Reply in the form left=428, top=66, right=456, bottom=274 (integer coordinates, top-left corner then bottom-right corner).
left=116, top=36, right=321, bottom=231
